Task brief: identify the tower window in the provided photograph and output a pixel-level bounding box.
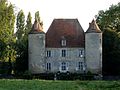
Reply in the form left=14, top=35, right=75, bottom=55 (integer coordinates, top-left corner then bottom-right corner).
left=61, top=40, right=66, bottom=46
left=100, top=39, right=102, bottom=43
left=46, top=50, right=51, bottom=57
left=62, top=50, right=66, bottom=57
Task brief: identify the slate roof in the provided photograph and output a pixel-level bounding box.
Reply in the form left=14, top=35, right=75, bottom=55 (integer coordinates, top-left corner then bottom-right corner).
left=46, top=19, right=85, bottom=48
left=86, top=19, right=101, bottom=33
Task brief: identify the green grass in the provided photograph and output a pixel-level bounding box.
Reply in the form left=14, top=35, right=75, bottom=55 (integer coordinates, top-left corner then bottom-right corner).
left=0, top=79, right=120, bottom=90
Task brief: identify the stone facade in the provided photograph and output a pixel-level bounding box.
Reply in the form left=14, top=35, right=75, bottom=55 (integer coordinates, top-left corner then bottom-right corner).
left=28, top=34, right=46, bottom=73
left=28, top=19, right=102, bottom=75
left=85, top=33, right=102, bottom=74
left=45, top=48, right=85, bottom=73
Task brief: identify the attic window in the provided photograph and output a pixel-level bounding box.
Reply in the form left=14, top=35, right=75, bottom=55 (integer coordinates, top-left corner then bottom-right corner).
left=61, top=40, right=66, bottom=46
left=61, top=36, right=66, bottom=46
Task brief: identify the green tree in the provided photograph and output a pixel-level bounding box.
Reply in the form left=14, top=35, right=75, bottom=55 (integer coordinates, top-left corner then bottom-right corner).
left=0, top=0, right=16, bottom=74
left=96, top=3, right=120, bottom=32
left=16, top=10, right=25, bottom=40
left=15, top=11, right=32, bottom=75
left=96, top=2, right=120, bottom=75
left=15, top=10, right=26, bottom=75
left=25, top=12, right=32, bottom=37
left=102, top=28, right=120, bottom=75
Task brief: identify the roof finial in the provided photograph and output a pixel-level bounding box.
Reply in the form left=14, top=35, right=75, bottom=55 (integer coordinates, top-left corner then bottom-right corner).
left=29, top=19, right=44, bottom=34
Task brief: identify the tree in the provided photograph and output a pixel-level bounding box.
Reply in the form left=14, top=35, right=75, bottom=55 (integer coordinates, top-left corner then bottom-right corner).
left=102, top=28, right=120, bottom=75
left=15, top=11, right=32, bottom=75
left=0, top=0, right=16, bottom=74
left=16, top=10, right=25, bottom=40
left=15, top=10, right=26, bottom=74
left=96, top=2, right=120, bottom=75
left=96, top=3, right=120, bottom=32
left=25, top=12, right=32, bottom=37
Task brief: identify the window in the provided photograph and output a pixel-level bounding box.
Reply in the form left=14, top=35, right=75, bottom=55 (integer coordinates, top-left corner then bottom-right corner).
left=100, top=39, right=102, bottom=44
left=61, top=62, right=67, bottom=71
left=78, top=62, right=84, bottom=71
left=62, top=50, right=66, bottom=57
left=79, top=50, right=84, bottom=57
left=46, top=50, right=51, bottom=57
left=61, top=40, right=66, bottom=46
left=46, top=63, right=51, bottom=71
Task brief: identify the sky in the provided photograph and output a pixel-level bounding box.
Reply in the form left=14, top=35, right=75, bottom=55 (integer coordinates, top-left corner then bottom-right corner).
left=9, top=0, right=120, bottom=32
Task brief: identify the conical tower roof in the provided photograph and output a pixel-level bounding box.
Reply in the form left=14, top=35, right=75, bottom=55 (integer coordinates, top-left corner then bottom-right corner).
left=86, top=19, right=101, bottom=33
left=29, top=19, right=45, bottom=34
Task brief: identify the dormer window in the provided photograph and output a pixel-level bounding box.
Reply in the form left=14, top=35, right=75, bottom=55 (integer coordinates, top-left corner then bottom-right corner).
left=61, top=40, right=66, bottom=46
left=61, top=36, right=66, bottom=46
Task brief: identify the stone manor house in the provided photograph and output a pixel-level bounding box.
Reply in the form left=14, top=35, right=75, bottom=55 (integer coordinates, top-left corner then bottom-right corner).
left=28, top=19, right=102, bottom=75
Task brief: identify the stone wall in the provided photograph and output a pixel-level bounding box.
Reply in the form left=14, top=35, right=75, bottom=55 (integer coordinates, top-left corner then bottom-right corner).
left=85, top=33, right=102, bottom=74
left=28, top=34, right=45, bottom=74
left=45, top=48, right=85, bottom=73
left=28, top=33, right=102, bottom=75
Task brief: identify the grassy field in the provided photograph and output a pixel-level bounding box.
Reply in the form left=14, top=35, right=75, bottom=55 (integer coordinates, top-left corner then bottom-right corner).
left=0, top=79, right=120, bottom=90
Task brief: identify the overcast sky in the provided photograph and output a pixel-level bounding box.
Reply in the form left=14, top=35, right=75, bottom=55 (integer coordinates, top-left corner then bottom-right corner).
left=9, top=0, right=120, bottom=32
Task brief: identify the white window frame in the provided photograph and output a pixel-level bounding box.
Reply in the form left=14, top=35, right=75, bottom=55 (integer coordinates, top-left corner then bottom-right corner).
left=59, top=62, right=69, bottom=72
left=46, top=63, right=51, bottom=71
left=46, top=50, right=51, bottom=57
left=61, top=50, right=66, bottom=57
left=61, top=40, right=66, bottom=46
left=61, top=62, right=66, bottom=71
left=79, top=50, right=84, bottom=57
left=76, top=62, right=84, bottom=71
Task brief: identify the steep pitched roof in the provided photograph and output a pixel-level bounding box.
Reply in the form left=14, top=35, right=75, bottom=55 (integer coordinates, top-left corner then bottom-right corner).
left=29, top=20, right=45, bottom=34
left=86, top=19, right=101, bottom=33
left=46, top=19, right=85, bottom=48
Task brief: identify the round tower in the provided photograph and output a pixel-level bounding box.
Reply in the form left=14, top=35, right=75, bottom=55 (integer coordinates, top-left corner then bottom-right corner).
left=28, top=20, right=45, bottom=74
left=85, top=19, right=102, bottom=75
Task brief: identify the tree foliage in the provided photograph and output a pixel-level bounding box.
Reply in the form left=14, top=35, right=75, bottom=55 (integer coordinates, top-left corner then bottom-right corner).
left=96, top=3, right=120, bottom=32
left=16, top=10, right=25, bottom=40
left=96, top=2, right=120, bottom=75
left=15, top=10, right=28, bottom=74
left=15, top=11, right=33, bottom=75
left=0, top=0, right=16, bottom=74
left=102, top=28, right=120, bottom=75
left=25, top=12, right=32, bottom=37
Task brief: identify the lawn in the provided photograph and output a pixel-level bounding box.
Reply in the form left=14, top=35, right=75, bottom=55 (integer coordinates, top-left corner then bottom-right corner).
left=0, top=79, right=120, bottom=90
